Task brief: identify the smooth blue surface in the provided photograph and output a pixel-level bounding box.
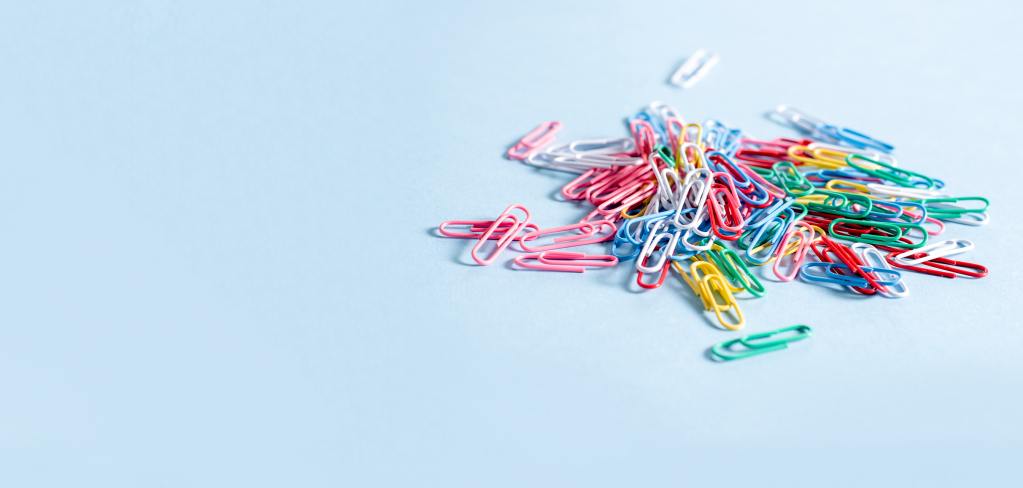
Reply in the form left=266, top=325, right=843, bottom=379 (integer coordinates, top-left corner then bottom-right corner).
left=2, top=1, right=1022, bottom=486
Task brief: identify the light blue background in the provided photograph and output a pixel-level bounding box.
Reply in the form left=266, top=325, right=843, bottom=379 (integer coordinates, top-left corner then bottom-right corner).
left=1, top=1, right=1021, bottom=486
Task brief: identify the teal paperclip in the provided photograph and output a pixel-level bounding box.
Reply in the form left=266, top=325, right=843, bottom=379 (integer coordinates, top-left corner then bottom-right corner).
left=711, top=325, right=813, bottom=360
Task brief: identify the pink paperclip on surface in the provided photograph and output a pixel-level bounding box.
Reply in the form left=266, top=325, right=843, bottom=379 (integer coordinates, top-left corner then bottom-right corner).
left=513, top=251, right=617, bottom=272
left=518, top=221, right=616, bottom=252
left=507, top=121, right=561, bottom=160
left=471, top=205, right=531, bottom=265
left=538, top=252, right=617, bottom=268
left=439, top=220, right=539, bottom=240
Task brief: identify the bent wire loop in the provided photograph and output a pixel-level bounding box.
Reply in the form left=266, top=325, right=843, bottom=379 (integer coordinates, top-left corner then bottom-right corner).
left=507, top=121, right=562, bottom=160
left=850, top=243, right=908, bottom=298
left=669, top=49, right=719, bottom=88
left=518, top=221, right=616, bottom=252
left=711, top=325, right=813, bottom=360
left=470, top=205, right=532, bottom=266
left=885, top=251, right=988, bottom=279
left=439, top=220, right=539, bottom=240
left=513, top=252, right=618, bottom=273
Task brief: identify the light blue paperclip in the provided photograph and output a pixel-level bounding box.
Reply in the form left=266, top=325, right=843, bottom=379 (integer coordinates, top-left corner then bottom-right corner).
left=799, top=262, right=902, bottom=288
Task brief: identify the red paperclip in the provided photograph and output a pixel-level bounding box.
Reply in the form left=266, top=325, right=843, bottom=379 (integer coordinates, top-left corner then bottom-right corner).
left=636, top=249, right=670, bottom=289
left=519, top=221, right=616, bottom=252
left=884, top=252, right=988, bottom=279
left=810, top=236, right=881, bottom=295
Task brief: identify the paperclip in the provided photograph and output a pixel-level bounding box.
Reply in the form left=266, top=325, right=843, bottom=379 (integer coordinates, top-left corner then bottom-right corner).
left=637, top=221, right=680, bottom=273
left=439, top=220, right=539, bottom=240
left=800, top=262, right=902, bottom=289
left=828, top=218, right=928, bottom=250
left=470, top=205, right=531, bottom=265
left=718, top=249, right=766, bottom=297
left=669, top=49, right=719, bottom=88
left=507, top=121, right=561, bottom=160
left=711, top=325, right=813, bottom=361
left=703, top=274, right=744, bottom=330
left=513, top=252, right=617, bottom=273
left=892, top=239, right=973, bottom=266
left=519, top=221, right=616, bottom=252
left=850, top=243, right=908, bottom=298
left=773, top=222, right=815, bottom=281
left=885, top=252, right=987, bottom=279
left=637, top=248, right=671, bottom=289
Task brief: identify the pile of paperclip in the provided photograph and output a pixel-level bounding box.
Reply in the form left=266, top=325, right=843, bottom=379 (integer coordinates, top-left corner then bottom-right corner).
left=438, top=102, right=990, bottom=334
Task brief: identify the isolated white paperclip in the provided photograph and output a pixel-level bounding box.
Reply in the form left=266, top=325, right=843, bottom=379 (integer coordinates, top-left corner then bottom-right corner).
left=670, top=49, right=719, bottom=88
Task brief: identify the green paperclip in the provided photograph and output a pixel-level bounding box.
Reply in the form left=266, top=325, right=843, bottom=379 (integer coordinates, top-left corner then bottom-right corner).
left=705, top=249, right=745, bottom=289
left=772, top=162, right=815, bottom=197
left=846, top=154, right=936, bottom=190
left=711, top=325, right=813, bottom=360
left=804, top=189, right=872, bottom=218
left=828, top=218, right=928, bottom=249
left=654, top=144, right=675, bottom=167
left=748, top=165, right=775, bottom=179
left=720, top=249, right=765, bottom=297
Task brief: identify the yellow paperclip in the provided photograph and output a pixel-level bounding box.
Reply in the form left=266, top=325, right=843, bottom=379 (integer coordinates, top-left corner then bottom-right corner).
left=787, top=145, right=843, bottom=170
left=810, top=147, right=865, bottom=168
left=672, top=260, right=711, bottom=310
left=683, top=123, right=703, bottom=148
left=825, top=179, right=896, bottom=201
left=703, top=274, right=744, bottom=330
left=697, top=249, right=745, bottom=293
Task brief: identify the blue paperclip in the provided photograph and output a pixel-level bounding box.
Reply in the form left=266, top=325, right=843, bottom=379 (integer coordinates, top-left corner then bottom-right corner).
left=611, top=234, right=642, bottom=261
left=720, top=129, right=745, bottom=157
left=746, top=208, right=795, bottom=264
left=705, top=151, right=753, bottom=189
left=799, top=262, right=902, bottom=287
left=744, top=197, right=793, bottom=230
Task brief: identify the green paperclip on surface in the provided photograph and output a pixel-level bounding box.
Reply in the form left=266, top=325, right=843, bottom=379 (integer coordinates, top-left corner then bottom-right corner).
left=711, top=325, right=813, bottom=361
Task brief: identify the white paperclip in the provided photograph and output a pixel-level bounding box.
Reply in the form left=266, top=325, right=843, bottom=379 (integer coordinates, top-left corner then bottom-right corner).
left=670, top=49, right=719, bottom=88
left=567, top=138, right=635, bottom=155
left=637, top=220, right=680, bottom=273
left=649, top=101, right=685, bottom=126
left=850, top=243, right=909, bottom=298
left=893, top=239, right=973, bottom=266
left=865, top=183, right=950, bottom=199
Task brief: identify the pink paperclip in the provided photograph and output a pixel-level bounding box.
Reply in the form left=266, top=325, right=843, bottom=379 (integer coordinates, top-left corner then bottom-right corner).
left=513, top=251, right=618, bottom=273
left=519, top=221, right=616, bottom=252
left=629, top=119, right=656, bottom=158
left=439, top=220, right=540, bottom=240
left=506, top=121, right=562, bottom=160
left=471, top=205, right=531, bottom=265
left=562, top=168, right=612, bottom=200
left=773, top=222, right=815, bottom=281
